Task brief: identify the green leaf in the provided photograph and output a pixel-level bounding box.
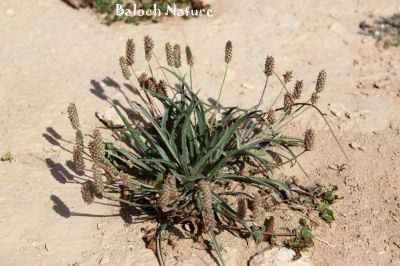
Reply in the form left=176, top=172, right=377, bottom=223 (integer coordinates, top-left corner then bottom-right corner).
left=220, top=175, right=292, bottom=199
left=114, top=105, right=148, bottom=154
left=134, top=102, right=181, bottom=167
left=317, top=203, right=335, bottom=223
left=320, top=185, right=341, bottom=204
left=208, top=230, right=225, bottom=266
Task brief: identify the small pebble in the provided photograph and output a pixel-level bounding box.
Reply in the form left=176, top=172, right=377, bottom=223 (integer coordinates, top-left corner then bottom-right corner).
left=6, top=9, right=16, bottom=17
left=97, top=223, right=106, bottom=230
left=349, top=142, right=365, bottom=151
left=99, top=257, right=110, bottom=265
left=241, top=83, right=255, bottom=90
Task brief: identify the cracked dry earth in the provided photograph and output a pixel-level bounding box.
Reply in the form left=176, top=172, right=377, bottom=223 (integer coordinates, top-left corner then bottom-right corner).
left=0, top=0, right=399, bottom=265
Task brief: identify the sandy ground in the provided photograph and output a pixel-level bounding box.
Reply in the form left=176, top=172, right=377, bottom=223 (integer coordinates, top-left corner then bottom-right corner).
left=0, top=0, right=399, bottom=265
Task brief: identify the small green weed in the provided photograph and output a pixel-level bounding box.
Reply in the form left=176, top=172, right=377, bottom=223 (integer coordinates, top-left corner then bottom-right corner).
left=1, top=151, right=13, bottom=162
left=360, top=12, right=400, bottom=48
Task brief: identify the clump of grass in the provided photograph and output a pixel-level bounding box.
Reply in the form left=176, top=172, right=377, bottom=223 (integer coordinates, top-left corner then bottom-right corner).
left=89, top=0, right=210, bottom=25
left=66, top=37, right=346, bottom=265
left=359, top=12, right=400, bottom=48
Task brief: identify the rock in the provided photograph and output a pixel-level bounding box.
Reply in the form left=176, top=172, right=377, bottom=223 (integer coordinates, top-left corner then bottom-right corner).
left=249, top=247, right=313, bottom=266
left=99, top=257, right=110, bottom=265
left=6, top=9, right=16, bottom=17
left=328, top=22, right=353, bottom=44
left=349, top=142, right=365, bottom=151
left=328, top=103, right=348, bottom=118
left=96, top=107, right=127, bottom=128
left=280, top=16, right=300, bottom=28
left=241, top=83, right=256, bottom=91
left=97, top=222, right=106, bottom=230
left=373, top=80, right=390, bottom=89
left=345, top=111, right=360, bottom=119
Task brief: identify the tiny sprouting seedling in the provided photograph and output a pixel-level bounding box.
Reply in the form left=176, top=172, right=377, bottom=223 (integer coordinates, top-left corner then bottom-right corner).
left=284, top=219, right=314, bottom=259
left=66, top=37, right=346, bottom=265
left=317, top=203, right=335, bottom=224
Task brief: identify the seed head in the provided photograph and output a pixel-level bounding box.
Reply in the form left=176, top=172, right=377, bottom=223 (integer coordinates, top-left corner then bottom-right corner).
left=75, top=129, right=84, bottom=152
left=264, top=56, right=275, bottom=77
left=126, top=38, right=135, bottom=66
left=266, top=109, right=276, bottom=125
left=283, top=71, right=293, bottom=84
left=156, top=80, right=167, bottom=95
left=237, top=196, right=247, bottom=220
left=73, top=146, right=85, bottom=174
left=147, top=77, right=157, bottom=92
left=293, top=80, right=303, bottom=100
left=304, top=129, right=315, bottom=151
left=225, top=40, right=232, bottom=64
left=252, top=194, right=264, bottom=226
left=311, top=92, right=319, bottom=105
left=103, top=164, right=117, bottom=185
left=283, top=93, right=294, bottom=114
left=315, top=70, right=327, bottom=93
left=185, top=46, right=194, bottom=66
left=157, top=174, right=178, bottom=211
left=173, top=44, right=181, bottom=68
left=81, top=180, right=95, bottom=204
left=92, top=163, right=103, bottom=195
left=165, top=42, right=174, bottom=67
left=202, top=207, right=215, bottom=232
left=119, top=56, right=131, bottom=80
left=90, top=129, right=104, bottom=161
left=120, top=172, right=129, bottom=186
left=88, top=140, right=95, bottom=158
left=198, top=180, right=215, bottom=231
left=144, top=35, right=154, bottom=61
left=138, top=73, right=148, bottom=89
left=67, top=103, right=80, bottom=130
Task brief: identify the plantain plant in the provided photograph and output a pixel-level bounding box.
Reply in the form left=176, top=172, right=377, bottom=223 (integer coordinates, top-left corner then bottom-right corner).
left=67, top=37, right=345, bottom=265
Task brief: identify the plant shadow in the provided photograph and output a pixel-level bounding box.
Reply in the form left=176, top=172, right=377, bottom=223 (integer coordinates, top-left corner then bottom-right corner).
left=50, top=194, right=121, bottom=219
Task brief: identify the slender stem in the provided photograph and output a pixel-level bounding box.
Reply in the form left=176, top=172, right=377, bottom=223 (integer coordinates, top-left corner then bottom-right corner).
left=216, top=64, right=228, bottom=112
left=270, top=84, right=285, bottom=109
left=147, top=61, right=154, bottom=78
left=254, top=76, right=269, bottom=110
left=273, top=70, right=291, bottom=94
left=242, top=75, right=270, bottom=139
left=128, top=66, right=153, bottom=110
left=136, top=63, right=160, bottom=116
left=274, top=104, right=308, bottom=131
left=153, top=54, right=170, bottom=85
left=278, top=102, right=349, bottom=160
left=189, top=66, right=193, bottom=90
left=176, top=68, right=183, bottom=78
left=268, top=70, right=291, bottom=110
left=128, top=77, right=156, bottom=116
left=210, top=64, right=228, bottom=126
